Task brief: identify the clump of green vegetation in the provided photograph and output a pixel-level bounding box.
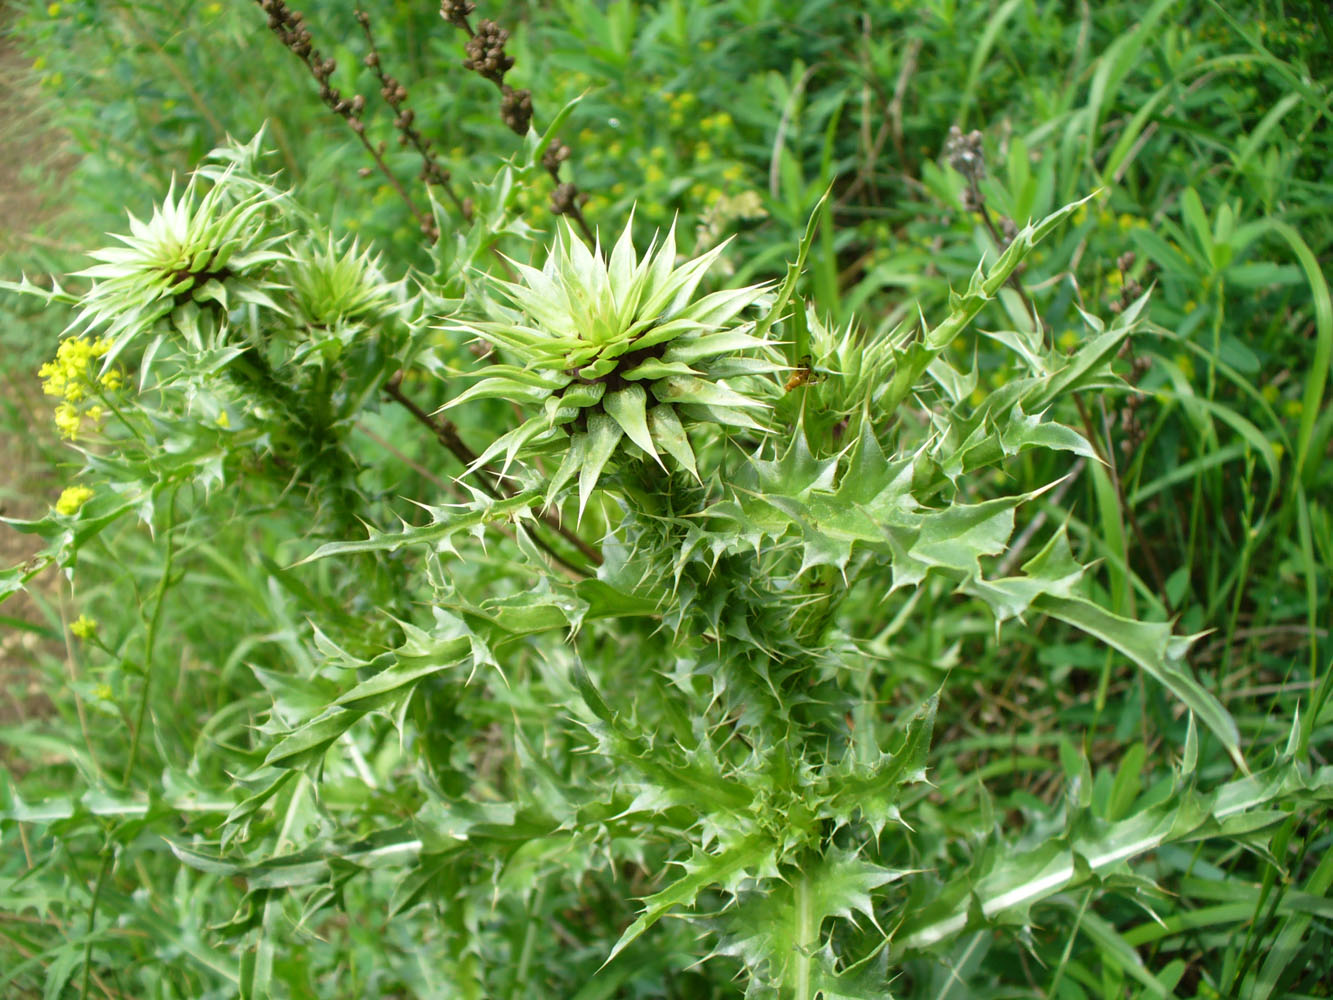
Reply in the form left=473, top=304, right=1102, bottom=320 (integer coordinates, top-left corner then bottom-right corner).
left=1, top=1, right=1329, bottom=997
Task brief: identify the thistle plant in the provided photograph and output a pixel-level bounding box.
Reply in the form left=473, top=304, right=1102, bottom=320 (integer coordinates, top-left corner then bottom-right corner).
left=4, top=126, right=1328, bottom=999
left=70, top=169, right=290, bottom=355
left=450, top=216, right=776, bottom=513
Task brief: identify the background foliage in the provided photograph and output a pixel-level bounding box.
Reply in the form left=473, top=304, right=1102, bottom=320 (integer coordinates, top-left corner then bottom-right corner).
left=1, top=0, right=1330, bottom=997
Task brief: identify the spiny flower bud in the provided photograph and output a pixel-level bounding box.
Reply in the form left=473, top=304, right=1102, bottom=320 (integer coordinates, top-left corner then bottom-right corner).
left=446, top=213, right=778, bottom=518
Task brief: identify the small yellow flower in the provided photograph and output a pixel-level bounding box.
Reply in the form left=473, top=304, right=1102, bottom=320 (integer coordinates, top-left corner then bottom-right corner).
left=93, top=683, right=114, bottom=700
left=969, top=387, right=987, bottom=407
left=56, top=485, right=95, bottom=516
left=54, top=403, right=82, bottom=439
left=215, top=410, right=231, bottom=429
left=1260, top=384, right=1279, bottom=404
left=71, top=615, right=99, bottom=639
left=47, top=3, right=61, bottom=16
left=1283, top=399, right=1303, bottom=419
left=1057, top=330, right=1079, bottom=352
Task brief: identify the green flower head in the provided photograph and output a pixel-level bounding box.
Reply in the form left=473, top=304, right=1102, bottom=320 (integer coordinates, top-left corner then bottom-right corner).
left=72, top=167, right=289, bottom=355
left=450, top=214, right=777, bottom=515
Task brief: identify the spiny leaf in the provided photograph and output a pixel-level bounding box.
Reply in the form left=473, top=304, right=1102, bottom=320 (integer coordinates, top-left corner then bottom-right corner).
left=333, top=636, right=470, bottom=713
left=1032, top=593, right=1242, bottom=770
left=262, top=708, right=364, bottom=769
left=606, top=834, right=774, bottom=965
left=647, top=404, right=698, bottom=478
left=893, top=759, right=1332, bottom=956
left=294, top=491, right=540, bottom=564
left=722, top=852, right=910, bottom=991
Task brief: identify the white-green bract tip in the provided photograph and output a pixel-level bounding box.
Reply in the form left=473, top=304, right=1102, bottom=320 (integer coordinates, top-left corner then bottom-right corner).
left=450, top=212, right=778, bottom=517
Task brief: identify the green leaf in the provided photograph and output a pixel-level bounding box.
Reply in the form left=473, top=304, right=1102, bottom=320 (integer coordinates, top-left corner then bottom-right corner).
left=606, top=834, right=773, bottom=964
left=294, top=491, right=539, bottom=564
left=824, top=694, right=937, bottom=835
left=334, top=636, right=470, bottom=713
left=894, top=760, right=1332, bottom=955
left=724, top=852, right=910, bottom=992
left=262, top=708, right=365, bottom=769
left=1032, top=593, right=1241, bottom=770
left=755, top=186, right=831, bottom=363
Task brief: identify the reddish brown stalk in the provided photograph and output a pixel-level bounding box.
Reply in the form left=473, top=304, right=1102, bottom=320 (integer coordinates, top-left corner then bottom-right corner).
left=383, top=374, right=603, bottom=570
left=255, top=0, right=436, bottom=239
left=440, top=1, right=596, bottom=244
left=353, top=9, right=469, bottom=232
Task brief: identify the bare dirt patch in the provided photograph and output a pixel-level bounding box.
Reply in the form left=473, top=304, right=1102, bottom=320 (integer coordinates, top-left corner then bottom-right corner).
left=1, top=6, right=75, bottom=735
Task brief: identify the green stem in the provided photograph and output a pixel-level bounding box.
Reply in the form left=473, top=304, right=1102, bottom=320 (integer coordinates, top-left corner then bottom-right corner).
left=791, top=869, right=816, bottom=1000
left=79, top=847, right=113, bottom=1000
left=509, top=883, right=545, bottom=999
left=122, top=489, right=177, bottom=786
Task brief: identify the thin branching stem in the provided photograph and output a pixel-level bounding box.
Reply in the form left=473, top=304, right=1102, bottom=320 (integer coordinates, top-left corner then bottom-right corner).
left=354, top=9, right=469, bottom=222
left=383, top=374, right=602, bottom=570
left=122, top=489, right=177, bottom=787
left=78, top=848, right=113, bottom=1000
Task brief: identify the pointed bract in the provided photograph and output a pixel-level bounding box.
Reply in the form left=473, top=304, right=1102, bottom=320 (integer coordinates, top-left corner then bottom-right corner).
left=449, top=214, right=775, bottom=504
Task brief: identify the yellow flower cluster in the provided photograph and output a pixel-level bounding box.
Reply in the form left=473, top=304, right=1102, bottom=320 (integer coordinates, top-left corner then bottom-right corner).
left=38, top=336, right=122, bottom=439
left=664, top=90, right=697, bottom=127
left=700, top=112, right=733, bottom=135
left=55, top=484, right=94, bottom=516
left=70, top=614, right=99, bottom=639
